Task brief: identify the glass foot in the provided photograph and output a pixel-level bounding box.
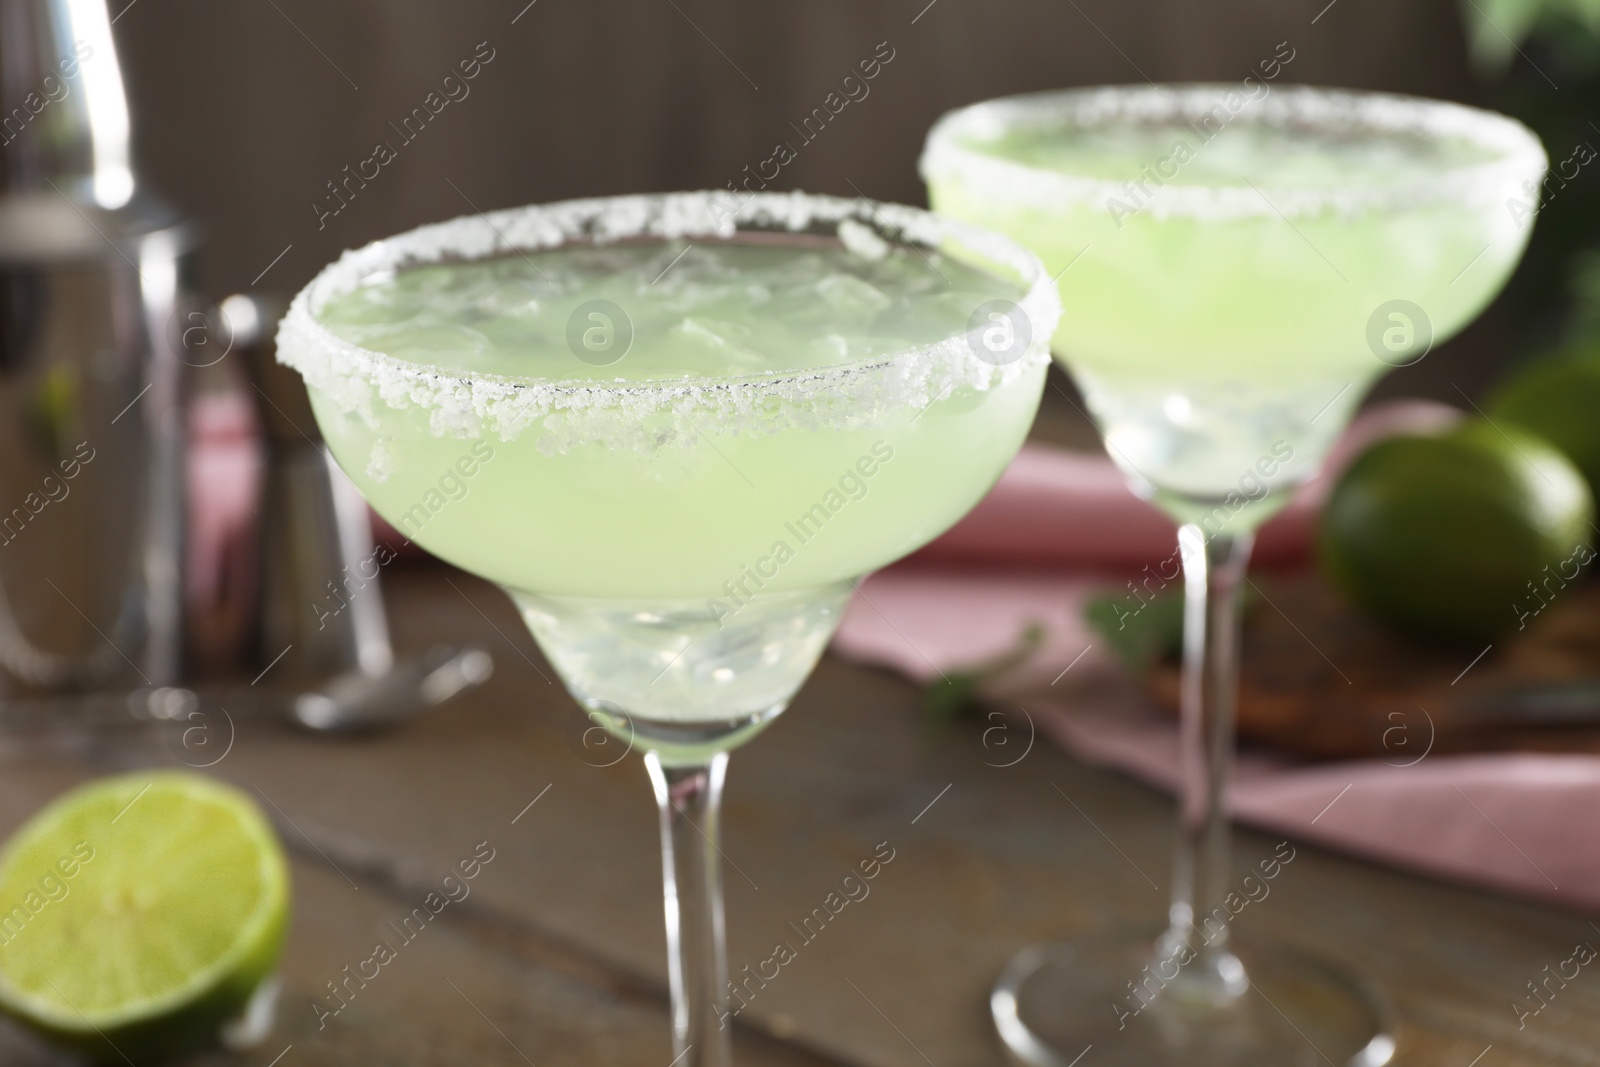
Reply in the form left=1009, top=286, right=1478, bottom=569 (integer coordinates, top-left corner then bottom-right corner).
left=992, top=931, right=1395, bottom=1067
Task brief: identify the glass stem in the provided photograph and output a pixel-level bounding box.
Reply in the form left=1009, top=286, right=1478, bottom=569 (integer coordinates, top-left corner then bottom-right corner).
left=1162, top=525, right=1253, bottom=995
left=645, top=750, right=733, bottom=1067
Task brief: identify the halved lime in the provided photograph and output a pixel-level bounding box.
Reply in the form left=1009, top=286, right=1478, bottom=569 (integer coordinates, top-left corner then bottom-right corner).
left=0, top=771, right=289, bottom=1061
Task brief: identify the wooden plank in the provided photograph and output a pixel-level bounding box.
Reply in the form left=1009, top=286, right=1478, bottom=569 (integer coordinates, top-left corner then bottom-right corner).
left=176, top=566, right=1598, bottom=1065
left=0, top=556, right=1589, bottom=1064
left=0, top=759, right=836, bottom=1067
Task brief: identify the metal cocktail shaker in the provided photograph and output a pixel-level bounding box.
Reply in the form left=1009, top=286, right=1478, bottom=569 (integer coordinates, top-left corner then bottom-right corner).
left=0, top=0, right=192, bottom=693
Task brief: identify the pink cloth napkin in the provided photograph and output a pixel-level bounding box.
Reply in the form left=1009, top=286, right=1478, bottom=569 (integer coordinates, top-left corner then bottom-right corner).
left=834, top=401, right=1599, bottom=911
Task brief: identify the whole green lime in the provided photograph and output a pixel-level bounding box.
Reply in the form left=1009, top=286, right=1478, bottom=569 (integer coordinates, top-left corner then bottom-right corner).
left=1490, top=353, right=1600, bottom=504
left=0, top=772, right=289, bottom=1063
left=1319, top=420, right=1594, bottom=644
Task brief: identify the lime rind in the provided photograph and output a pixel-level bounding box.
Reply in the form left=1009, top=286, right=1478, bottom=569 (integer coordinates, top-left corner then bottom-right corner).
left=0, top=772, right=289, bottom=1048
left=1319, top=422, right=1594, bottom=643
left=1491, top=356, right=1600, bottom=503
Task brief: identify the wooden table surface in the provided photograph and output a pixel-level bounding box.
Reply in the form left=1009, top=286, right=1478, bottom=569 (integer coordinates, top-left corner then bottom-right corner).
left=0, top=380, right=1594, bottom=1066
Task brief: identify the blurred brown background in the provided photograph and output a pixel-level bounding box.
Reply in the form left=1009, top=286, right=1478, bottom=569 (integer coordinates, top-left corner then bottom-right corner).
left=113, top=0, right=1501, bottom=397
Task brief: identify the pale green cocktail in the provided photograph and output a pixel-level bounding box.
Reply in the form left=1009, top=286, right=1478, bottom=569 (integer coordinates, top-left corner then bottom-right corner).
left=923, top=86, right=1545, bottom=1067
left=293, top=213, right=1047, bottom=732
left=277, top=191, right=1058, bottom=1067
left=925, top=86, right=1542, bottom=518
left=311, top=237, right=1037, bottom=599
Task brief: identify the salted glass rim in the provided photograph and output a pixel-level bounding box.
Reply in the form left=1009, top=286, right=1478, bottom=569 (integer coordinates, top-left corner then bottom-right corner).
left=919, top=83, right=1548, bottom=219
left=274, top=189, right=1059, bottom=399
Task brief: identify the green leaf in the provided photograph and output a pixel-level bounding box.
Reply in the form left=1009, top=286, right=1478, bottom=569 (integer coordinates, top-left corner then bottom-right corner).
left=1084, top=589, right=1186, bottom=673
left=920, top=621, right=1045, bottom=722
left=1461, top=0, right=1600, bottom=71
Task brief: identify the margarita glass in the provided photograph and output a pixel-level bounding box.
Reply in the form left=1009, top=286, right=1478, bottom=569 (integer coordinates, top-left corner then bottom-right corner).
left=276, top=191, right=1059, bottom=1066
left=924, top=86, right=1544, bottom=1066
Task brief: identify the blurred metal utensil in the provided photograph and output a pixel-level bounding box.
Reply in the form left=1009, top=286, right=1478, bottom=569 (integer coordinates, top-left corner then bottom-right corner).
left=228, top=293, right=494, bottom=733
left=0, top=642, right=492, bottom=741
left=1450, top=679, right=1600, bottom=729
left=0, top=0, right=194, bottom=694
left=291, top=643, right=492, bottom=733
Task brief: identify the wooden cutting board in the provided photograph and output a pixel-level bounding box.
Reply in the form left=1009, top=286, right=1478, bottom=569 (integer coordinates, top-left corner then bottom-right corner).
left=1145, top=573, right=1600, bottom=760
